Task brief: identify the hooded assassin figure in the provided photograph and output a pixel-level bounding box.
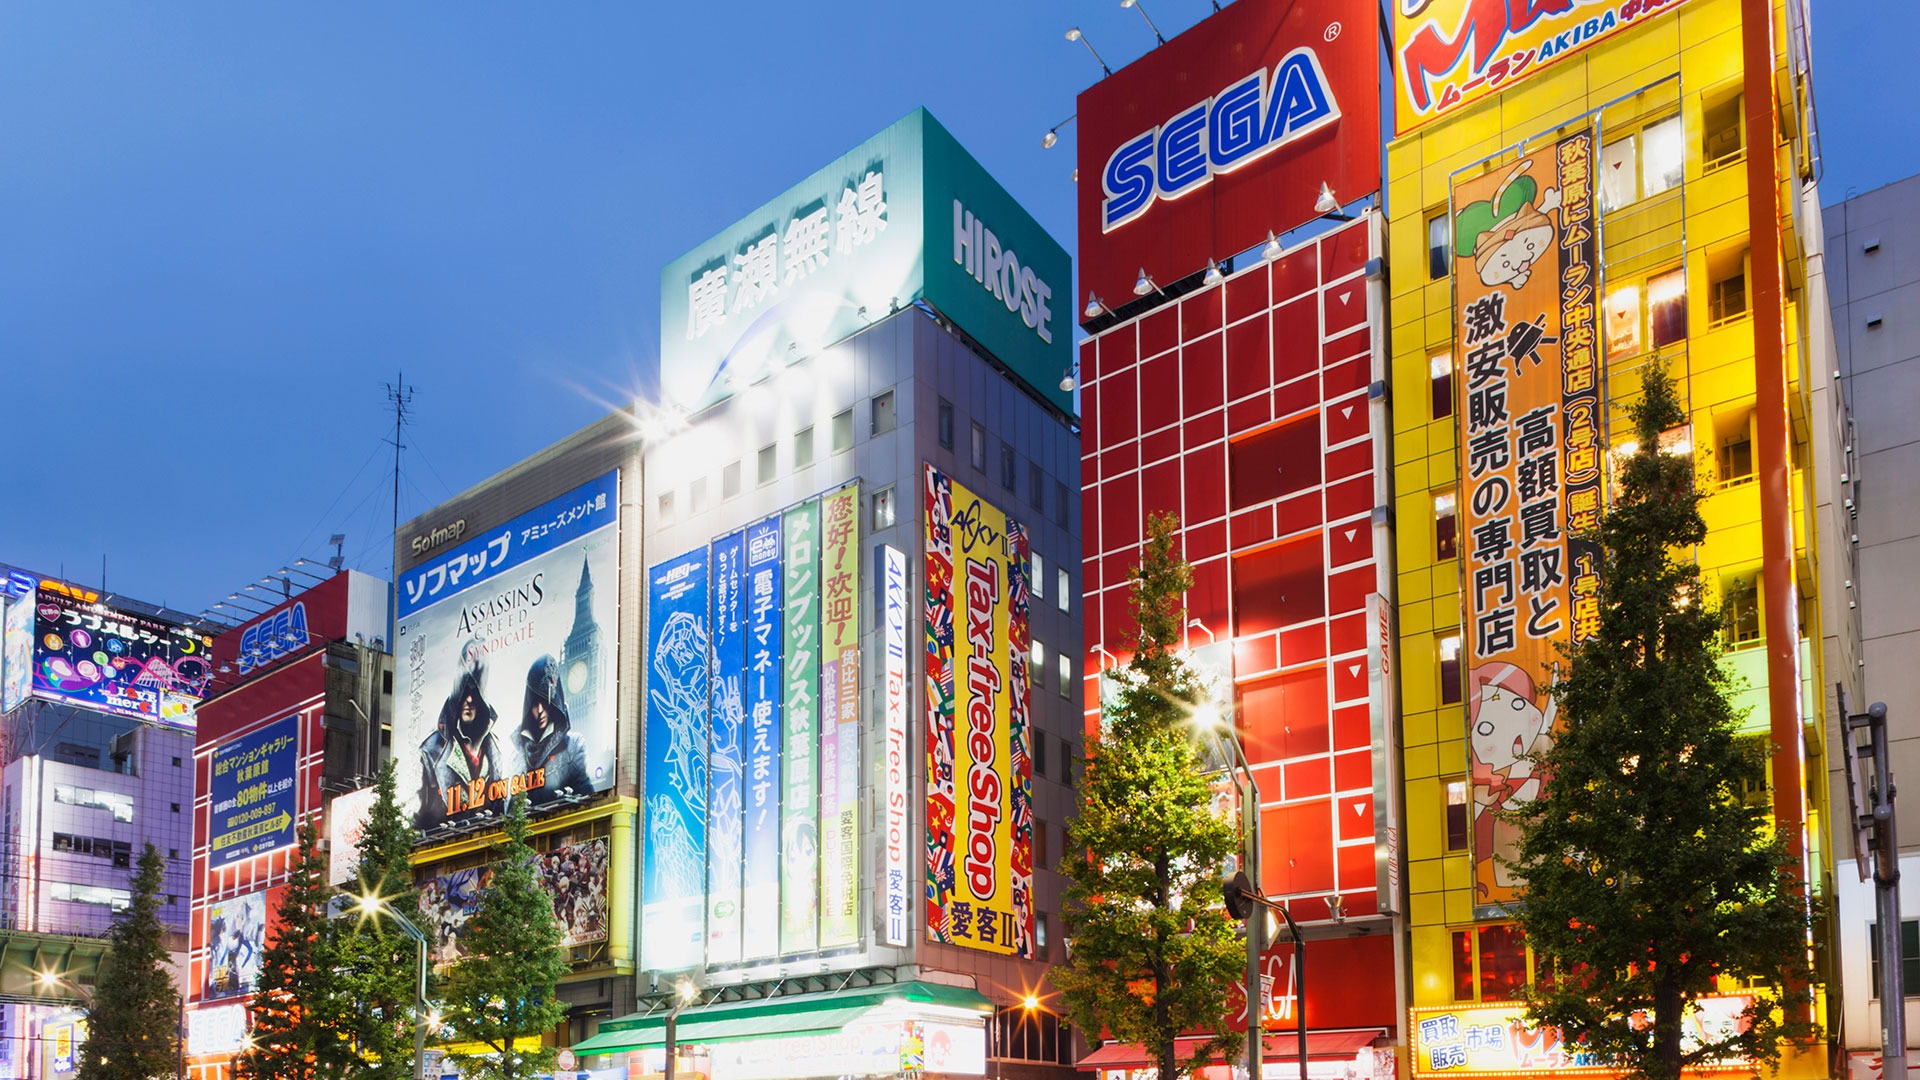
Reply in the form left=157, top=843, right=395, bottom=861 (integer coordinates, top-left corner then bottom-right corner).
left=518, top=654, right=592, bottom=806
left=416, top=640, right=510, bottom=832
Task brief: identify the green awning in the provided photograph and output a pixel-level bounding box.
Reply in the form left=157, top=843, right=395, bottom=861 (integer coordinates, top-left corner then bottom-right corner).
left=573, top=980, right=991, bottom=1057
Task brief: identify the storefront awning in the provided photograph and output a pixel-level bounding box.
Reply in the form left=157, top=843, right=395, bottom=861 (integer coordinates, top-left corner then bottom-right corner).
left=574, top=980, right=992, bottom=1057
left=1079, top=1029, right=1387, bottom=1070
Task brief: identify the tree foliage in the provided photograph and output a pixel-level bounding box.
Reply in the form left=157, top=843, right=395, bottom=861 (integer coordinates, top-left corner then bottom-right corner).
left=335, top=760, right=428, bottom=1080
left=440, top=796, right=568, bottom=1080
left=76, top=843, right=181, bottom=1080
left=1509, top=364, right=1817, bottom=1080
left=239, top=822, right=352, bottom=1080
left=1055, top=512, right=1245, bottom=1080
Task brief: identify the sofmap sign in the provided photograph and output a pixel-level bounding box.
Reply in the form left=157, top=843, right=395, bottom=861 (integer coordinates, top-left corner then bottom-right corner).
left=661, top=108, right=1070, bottom=416
left=1075, top=0, right=1378, bottom=321
left=1393, top=0, right=1693, bottom=133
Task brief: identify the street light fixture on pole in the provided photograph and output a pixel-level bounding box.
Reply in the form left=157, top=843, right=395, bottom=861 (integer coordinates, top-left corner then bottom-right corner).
left=664, top=979, right=697, bottom=1080
left=345, top=892, right=430, bottom=1080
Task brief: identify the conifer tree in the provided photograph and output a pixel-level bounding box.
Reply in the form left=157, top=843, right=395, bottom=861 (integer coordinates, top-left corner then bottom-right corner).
left=337, top=760, right=428, bottom=1080
left=238, top=822, right=352, bottom=1080
left=1054, top=512, right=1245, bottom=1080
left=1510, top=364, right=1816, bottom=1080
left=440, top=796, right=567, bottom=1080
left=76, top=843, right=181, bottom=1080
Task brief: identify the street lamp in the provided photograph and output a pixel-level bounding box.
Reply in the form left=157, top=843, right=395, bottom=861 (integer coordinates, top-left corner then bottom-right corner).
left=664, top=979, right=697, bottom=1080
left=349, top=892, right=430, bottom=1080
left=1191, top=706, right=1265, bottom=1080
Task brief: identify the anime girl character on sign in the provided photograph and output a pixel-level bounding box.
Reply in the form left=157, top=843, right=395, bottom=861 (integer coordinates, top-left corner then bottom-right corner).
left=1454, top=159, right=1562, bottom=291
left=1468, top=661, right=1557, bottom=893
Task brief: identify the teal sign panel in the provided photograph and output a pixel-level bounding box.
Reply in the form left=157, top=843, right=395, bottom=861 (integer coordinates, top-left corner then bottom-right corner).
left=660, top=108, right=1072, bottom=416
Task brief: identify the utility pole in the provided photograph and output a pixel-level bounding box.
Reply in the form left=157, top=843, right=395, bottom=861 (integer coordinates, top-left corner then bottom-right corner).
left=383, top=373, right=414, bottom=648
left=1841, top=686, right=1904, bottom=1077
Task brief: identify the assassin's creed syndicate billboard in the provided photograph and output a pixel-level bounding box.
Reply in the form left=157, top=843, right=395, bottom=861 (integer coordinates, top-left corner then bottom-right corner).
left=394, top=471, right=620, bottom=833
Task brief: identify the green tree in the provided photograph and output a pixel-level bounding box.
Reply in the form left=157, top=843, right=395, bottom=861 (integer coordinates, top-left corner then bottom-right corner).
left=1054, top=512, right=1245, bottom=1080
left=1509, top=364, right=1816, bottom=1080
left=440, top=796, right=567, bottom=1080
left=76, top=843, right=181, bottom=1080
left=336, top=760, right=428, bottom=1080
left=238, top=822, right=352, bottom=1080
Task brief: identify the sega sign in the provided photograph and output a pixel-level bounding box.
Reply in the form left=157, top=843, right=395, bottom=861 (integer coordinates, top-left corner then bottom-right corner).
left=237, top=602, right=309, bottom=675
left=1076, top=0, right=1379, bottom=322
left=1101, top=48, right=1341, bottom=232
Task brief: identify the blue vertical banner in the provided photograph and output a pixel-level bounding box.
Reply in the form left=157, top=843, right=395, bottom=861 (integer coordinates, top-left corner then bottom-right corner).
left=706, top=530, right=747, bottom=965
left=741, top=516, right=785, bottom=960
left=643, top=549, right=710, bottom=972
left=781, top=499, right=822, bottom=954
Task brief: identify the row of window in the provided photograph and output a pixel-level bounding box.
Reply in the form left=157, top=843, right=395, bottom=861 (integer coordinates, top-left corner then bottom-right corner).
left=51, top=833, right=133, bottom=867
left=989, top=1002, right=1076, bottom=1065
left=659, top=392, right=899, bottom=522
left=53, top=784, right=134, bottom=823
left=938, top=398, right=1072, bottom=529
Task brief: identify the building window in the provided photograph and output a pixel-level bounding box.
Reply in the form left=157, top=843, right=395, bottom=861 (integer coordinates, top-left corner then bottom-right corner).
left=50, top=882, right=131, bottom=911
left=1054, top=480, right=1070, bottom=527
left=872, top=485, right=897, bottom=530
left=171, top=757, right=181, bottom=768
left=758, top=443, right=777, bottom=485
left=1452, top=924, right=1530, bottom=1001
left=1722, top=573, right=1761, bottom=647
left=1439, top=634, right=1463, bottom=705
left=1709, top=248, right=1749, bottom=327
left=1649, top=267, right=1687, bottom=347
left=1031, top=640, right=1047, bottom=690
left=1869, top=921, right=1920, bottom=998
left=171, top=803, right=180, bottom=813
left=1030, top=463, right=1045, bottom=509
left=970, top=423, right=987, bottom=471
left=53, top=785, right=133, bottom=823
left=1001, top=444, right=1017, bottom=490
left=1641, top=114, right=1683, bottom=198
left=938, top=398, right=955, bottom=450
left=795, top=426, right=815, bottom=469
left=52, top=834, right=134, bottom=867
left=1037, top=912, right=1050, bottom=950
left=1599, top=134, right=1636, bottom=212
left=1057, top=568, right=1070, bottom=612
left=1716, top=410, right=1755, bottom=485
left=1430, top=353, right=1454, bottom=420
left=689, top=476, right=708, bottom=514
left=1703, top=92, right=1744, bottom=171
left=1034, top=728, right=1048, bottom=777
left=1034, top=820, right=1049, bottom=866
left=1428, top=212, right=1451, bottom=280
left=1434, top=489, right=1458, bottom=560
left=1031, top=552, right=1046, bottom=601
left=1445, top=780, right=1469, bottom=851
left=872, top=389, right=896, bottom=435
left=723, top=460, right=742, bottom=499
left=657, top=491, right=675, bottom=521
left=1058, top=654, right=1071, bottom=697
left=832, top=409, right=854, bottom=453
left=169, top=848, right=178, bottom=859
left=1605, top=283, right=1642, bottom=357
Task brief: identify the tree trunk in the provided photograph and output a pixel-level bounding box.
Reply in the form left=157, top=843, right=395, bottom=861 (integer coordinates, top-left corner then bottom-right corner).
left=1652, top=978, right=1683, bottom=1080
left=1157, top=853, right=1173, bottom=1080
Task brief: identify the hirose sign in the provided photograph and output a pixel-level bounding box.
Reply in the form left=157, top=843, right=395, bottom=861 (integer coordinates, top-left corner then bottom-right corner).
left=1075, top=0, right=1379, bottom=320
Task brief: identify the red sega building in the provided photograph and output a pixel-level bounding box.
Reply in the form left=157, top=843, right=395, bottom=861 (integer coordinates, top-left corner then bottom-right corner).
left=1073, top=0, right=1403, bottom=1075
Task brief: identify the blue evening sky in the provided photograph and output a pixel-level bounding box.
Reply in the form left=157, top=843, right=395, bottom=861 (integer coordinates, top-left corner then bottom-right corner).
left=0, top=2, right=1912, bottom=615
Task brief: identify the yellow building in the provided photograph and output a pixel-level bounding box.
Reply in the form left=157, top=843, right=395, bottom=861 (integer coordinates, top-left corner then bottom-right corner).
left=1384, top=0, right=1845, bottom=1075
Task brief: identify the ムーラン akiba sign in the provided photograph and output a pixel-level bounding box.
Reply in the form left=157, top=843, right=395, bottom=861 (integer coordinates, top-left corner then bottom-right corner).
left=1393, top=0, right=1694, bottom=133
left=1075, top=0, right=1379, bottom=322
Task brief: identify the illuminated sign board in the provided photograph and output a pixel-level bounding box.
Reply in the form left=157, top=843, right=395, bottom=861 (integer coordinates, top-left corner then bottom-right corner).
left=186, top=1004, right=249, bottom=1057
left=661, top=108, right=1071, bottom=416
left=1394, top=0, right=1692, bottom=134
left=327, top=785, right=378, bottom=887
left=203, top=891, right=267, bottom=1000
left=30, top=586, right=212, bottom=727
left=1409, top=997, right=1754, bottom=1076
left=393, top=471, right=620, bottom=833
left=1, top=595, right=30, bottom=714
left=208, top=715, right=298, bottom=868
left=923, top=464, right=1034, bottom=957
left=881, top=544, right=910, bottom=947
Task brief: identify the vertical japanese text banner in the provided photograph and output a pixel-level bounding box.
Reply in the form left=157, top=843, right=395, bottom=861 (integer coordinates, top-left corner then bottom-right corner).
left=820, top=484, right=862, bottom=948
left=782, top=499, right=823, bottom=954
left=922, top=465, right=1033, bottom=956
left=643, top=549, right=710, bottom=971
left=707, top=530, right=747, bottom=965
left=742, top=517, right=785, bottom=960
left=1450, top=131, right=1597, bottom=915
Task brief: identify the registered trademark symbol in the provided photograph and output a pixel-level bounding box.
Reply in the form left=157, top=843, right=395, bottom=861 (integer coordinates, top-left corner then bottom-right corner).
left=1325, top=22, right=1342, bottom=41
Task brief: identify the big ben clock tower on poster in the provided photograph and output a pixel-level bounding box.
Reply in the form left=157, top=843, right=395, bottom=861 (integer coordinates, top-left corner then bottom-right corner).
left=563, top=551, right=602, bottom=722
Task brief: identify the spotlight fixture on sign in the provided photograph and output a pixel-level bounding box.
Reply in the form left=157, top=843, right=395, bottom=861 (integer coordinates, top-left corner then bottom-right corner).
left=1133, top=268, right=1158, bottom=297
left=1120, top=0, right=1166, bottom=44
left=1065, top=27, right=1113, bottom=76
left=1315, top=182, right=1355, bottom=221
left=1202, top=260, right=1225, bottom=286
left=1262, top=231, right=1285, bottom=261
left=1041, top=115, right=1075, bottom=150
left=1059, top=362, right=1079, bottom=393
left=1084, top=293, right=1110, bottom=319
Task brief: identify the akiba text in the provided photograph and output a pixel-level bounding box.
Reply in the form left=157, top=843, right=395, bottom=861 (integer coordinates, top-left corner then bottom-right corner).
left=1102, top=47, right=1341, bottom=232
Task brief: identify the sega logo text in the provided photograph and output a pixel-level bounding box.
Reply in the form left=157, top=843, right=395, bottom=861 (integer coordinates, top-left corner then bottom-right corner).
left=238, top=602, right=309, bottom=676
left=1102, top=47, right=1340, bottom=233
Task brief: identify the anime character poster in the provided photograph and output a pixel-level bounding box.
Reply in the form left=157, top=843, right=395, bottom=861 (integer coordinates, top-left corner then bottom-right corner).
left=642, top=548, right=709, bottom=972
left=922, top=465, right=1033, bottom=957
left=1451, top=130, right=1601, bottom=915
left=419, top=866, right=494, bottom=965
left=203, top=891, right=267, bottom=999
left=2, top=595, right=31, bottom=714
left=393, top=471, right=620, bottom=835
left=30, top=588, right=212, bottom=727
left=537, top=837, right=610, bottom=949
